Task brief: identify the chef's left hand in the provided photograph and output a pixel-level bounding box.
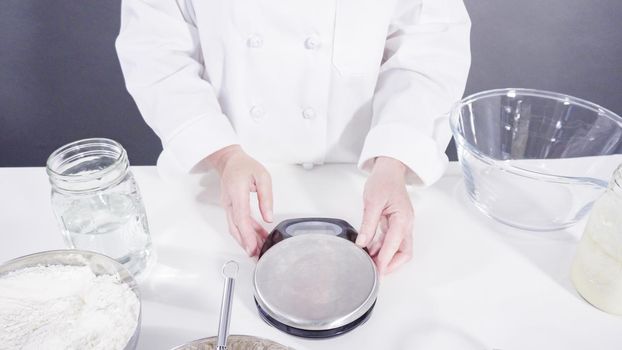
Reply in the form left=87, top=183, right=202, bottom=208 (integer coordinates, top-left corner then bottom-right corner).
left=356, top=157, right=414, bottom=275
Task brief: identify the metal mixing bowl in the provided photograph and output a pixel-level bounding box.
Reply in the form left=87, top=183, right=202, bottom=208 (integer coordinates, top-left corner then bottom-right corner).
left=0, top=249, right=141, bottom=350
left=450, top=88, right=622, bottom=231
left=171, top=335, right=293, bottom=350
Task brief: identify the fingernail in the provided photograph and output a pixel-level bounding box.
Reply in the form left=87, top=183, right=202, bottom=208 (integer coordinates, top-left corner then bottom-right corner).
left=355, top=234, right=366, bottom=247
left=267, top=210, right=274, bottom=223
left=245, top=246, right=253, bottom=256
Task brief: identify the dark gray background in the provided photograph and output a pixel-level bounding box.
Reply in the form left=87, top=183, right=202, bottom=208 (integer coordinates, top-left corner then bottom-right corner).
left=1, top=0, right=621, bottom=166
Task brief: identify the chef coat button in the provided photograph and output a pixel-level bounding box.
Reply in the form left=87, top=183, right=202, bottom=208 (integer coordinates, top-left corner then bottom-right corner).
left=250, top=105, right=265, bottom=120
left=247, top=34, right=263, bottom=48
left=302, top=162, right=314, bottom=170
left=302, top=108, right=316, bottom=120
left=304, top=35, right=321, bottom=50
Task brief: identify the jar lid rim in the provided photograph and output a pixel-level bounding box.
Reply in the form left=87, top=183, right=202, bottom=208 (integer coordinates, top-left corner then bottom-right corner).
left=46, top=138, right=125, bottom=176
left=46, top=138, right=128, bottom=192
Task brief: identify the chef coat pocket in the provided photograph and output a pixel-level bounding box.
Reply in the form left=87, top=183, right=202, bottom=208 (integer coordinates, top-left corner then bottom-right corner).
left=332, top=0, right=388, bottom=77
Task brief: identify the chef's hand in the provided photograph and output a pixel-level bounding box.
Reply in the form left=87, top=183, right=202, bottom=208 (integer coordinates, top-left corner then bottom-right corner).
left=207, top=145, right=273, bottom=256
left=356, top=157, right=414, bottom=275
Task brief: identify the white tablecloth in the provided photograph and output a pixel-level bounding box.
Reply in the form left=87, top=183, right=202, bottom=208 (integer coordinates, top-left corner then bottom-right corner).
left=1, top=163, right=620, bottom=350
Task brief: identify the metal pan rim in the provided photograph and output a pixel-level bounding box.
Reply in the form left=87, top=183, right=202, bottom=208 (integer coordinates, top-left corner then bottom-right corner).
left=253, top=235, right=379, bottom=331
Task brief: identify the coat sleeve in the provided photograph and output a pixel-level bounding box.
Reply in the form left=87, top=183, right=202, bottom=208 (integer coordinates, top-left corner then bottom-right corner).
left=358, top=0, right=471, bottom=186
left=116, top=0, right=238, bottom=171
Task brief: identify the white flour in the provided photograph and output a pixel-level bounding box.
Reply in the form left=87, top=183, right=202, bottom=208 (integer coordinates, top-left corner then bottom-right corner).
left=0, top=265, right=140, bottom=350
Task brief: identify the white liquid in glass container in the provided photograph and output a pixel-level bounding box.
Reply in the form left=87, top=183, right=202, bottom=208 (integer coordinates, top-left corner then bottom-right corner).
left=571, top=166, right=622, bottom=315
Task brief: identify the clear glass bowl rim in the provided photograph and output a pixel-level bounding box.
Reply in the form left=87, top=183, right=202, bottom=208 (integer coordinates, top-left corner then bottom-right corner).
left=449, top=88, right=622, bottom=187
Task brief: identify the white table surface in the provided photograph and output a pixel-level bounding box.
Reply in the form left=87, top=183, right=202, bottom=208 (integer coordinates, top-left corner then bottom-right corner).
left=1, top=163, right=621, bottom=350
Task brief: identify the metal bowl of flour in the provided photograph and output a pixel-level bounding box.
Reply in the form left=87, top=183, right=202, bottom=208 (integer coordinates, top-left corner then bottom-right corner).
left=171, top=334, right=292, bottom=350
left=0, top=250, right=141, bottom=350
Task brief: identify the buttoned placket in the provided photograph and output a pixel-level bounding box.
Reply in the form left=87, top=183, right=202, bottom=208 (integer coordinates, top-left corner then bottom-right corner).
left=300, top=25, right=333, bottom=167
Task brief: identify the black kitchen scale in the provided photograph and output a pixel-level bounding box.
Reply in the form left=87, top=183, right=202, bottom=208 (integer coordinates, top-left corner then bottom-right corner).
left=253, top=218, right=379, bottom=338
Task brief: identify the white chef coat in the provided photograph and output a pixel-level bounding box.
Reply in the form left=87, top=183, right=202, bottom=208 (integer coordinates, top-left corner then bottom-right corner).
left=116, top=0, right=471, bottom=186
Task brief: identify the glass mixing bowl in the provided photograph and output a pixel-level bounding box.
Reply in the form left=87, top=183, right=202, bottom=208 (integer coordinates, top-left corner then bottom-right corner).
left=0, top=250, right=141, bottom=350
left=450, top=88, right=622, bottom=231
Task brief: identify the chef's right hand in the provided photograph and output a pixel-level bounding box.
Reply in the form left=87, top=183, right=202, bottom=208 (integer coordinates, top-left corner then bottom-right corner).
left=207, top=145, right=273, bottom=256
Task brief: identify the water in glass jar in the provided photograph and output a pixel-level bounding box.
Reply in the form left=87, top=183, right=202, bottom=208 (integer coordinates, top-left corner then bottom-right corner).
left=59, top=193, right=154, bottom=277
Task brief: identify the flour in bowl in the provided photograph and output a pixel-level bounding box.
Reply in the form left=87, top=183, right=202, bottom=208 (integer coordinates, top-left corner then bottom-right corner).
left=0, top=264, right=140, bottom=350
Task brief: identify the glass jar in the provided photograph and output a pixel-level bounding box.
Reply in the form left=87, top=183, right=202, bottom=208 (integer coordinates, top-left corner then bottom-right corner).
left=571, top=163, right=622, bottom=314
left=46, top=138, right=154, bottom=278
